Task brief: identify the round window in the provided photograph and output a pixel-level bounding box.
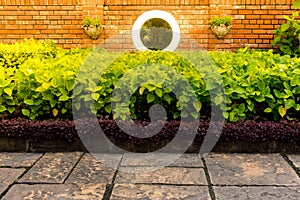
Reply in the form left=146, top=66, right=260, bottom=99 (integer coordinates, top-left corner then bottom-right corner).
left=132, top=10, right=180, bottom=52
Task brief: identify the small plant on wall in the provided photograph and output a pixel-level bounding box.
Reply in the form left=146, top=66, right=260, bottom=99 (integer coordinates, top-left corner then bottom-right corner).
left=82, top=16, right=102, bottom=40
left=210, top=16, right=233, bottom=38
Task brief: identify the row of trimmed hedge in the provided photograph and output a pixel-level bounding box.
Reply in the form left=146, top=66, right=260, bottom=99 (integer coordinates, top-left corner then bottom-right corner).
left=0, top=40, right=299, bottom=122
left=1, top=118, right=299, bottom=144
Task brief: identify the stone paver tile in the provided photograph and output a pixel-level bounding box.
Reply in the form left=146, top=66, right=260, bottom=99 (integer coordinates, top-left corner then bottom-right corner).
left=116, top=167, right=207, bottom=185
left=287, top=155, right=300, bottom=168
left=0, top=153, right=42, bottom=167
left=121, top=153, right=203, bottom=167
left=0, top=168, right=25, bottom=195
left=2, top=183, right=106, bottom=200
left=66, top=153, right=122, bottom=184
left=111, top=184, right=211, bottom=200
left=19, top=152, right=82, bottom=183
left=214, top=186, right=300, bottom=200
left=205, top=154, right=300, bottom=186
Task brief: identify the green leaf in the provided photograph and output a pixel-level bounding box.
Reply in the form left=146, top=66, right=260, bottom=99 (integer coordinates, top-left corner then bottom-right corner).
left=155, top=88, right=163, bottom=97
left=284, top=99, right=295, bottom=109
left=66, top=80, right=75, bottom=92
left=147, top=93, right=155, bottom=103
left=193, top=101, right=202, bottom=112
left=274, top=89, right=283, bottom=98
left=163, top=95, right=172, bottom=104
left=75, top=102, right=81, bottom=110
left=214, top=95, right=223, bottom=105
left=62, top=108, right=67, bottom=114
left=59, top=88, right=68, bottom=96
left=281, top=23, right=290, bottom=32
left=0, top=105, right=6, bottom=112
left=59, top=95, right=69, bottom=101
left=237, top=103, right=245, bottom=113
left=145, top=84, right=156, bottom=92
left=24, top=99, right=34, bottom=105
left=247, top=103, right=254, bottom=112
left=4, top=88, right=12, bottom=96
left=264, top=108, right=272, bottom=113
left=50, top=100, right=57, bottom=108
left=7, top=107, right=15, bottom=113
left=35, top=86, right=46, bottom=92
left=229, top=110, right=238, bottom=122
left=91, top=93, right=100, bottom=101
left=73, top=85, right=83, bottom=96
left=22, top=109, right=30, bottom=116
left=105, top=104, right=112, bottom=113
left=254, top=96, right=265, bottom=102
left=294, top=1, right=300, bottom=9
left=42, top=83, right=50, bottom=90
left=223, top=112, right=229, bottom=119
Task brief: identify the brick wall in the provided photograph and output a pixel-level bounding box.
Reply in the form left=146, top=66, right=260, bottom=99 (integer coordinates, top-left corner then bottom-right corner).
left=0, top=0, right=104, bottom=49
left=0, top=0, right=296, bottom=50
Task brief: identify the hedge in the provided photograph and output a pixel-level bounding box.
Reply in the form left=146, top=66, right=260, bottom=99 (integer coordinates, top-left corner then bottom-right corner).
left=0, top=40, right=299, bottom=122
left=1, top=118, right=299, bottom=146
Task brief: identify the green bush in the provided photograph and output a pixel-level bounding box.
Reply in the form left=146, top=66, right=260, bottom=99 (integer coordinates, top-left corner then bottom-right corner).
left=0, top=39, right=91, bottom=119
left=76, top=50, right=208, bottom=121
left=272, top=0, right=300, bottom=57
left=0, top=42, right=299, bottom=122
left=211, top=47, right=300, bottom=121
left=0, top=38, right=58, bottom=68
left=272, top=11, right=300, bottom=57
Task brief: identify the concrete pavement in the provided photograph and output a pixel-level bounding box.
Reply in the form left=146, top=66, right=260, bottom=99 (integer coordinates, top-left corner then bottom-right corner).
left=0, top=152, right=299, bottom=199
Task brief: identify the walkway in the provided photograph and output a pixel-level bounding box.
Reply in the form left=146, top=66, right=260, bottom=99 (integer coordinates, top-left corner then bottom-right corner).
left=0, top=153, right=299, bottom=199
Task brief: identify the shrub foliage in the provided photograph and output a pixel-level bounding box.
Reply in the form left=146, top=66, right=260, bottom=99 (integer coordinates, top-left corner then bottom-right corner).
left=0, top=40, right=299, bottom=122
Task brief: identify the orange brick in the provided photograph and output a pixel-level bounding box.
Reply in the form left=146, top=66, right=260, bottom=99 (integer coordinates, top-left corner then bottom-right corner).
left=5, top=25, right=19, bottom=29
left=260, top=25, right=274, bottom=29
left=238, top=29, right=252, bottom=34
left=246, top=15, right=260, bottom=19
left=253, top=29, right=267, bottom=34
left=41, top=30, right=55, bottom=34
left=33, top=25, right=47, bottom=29
left=245, top=24, right=259, bottom=29
left=40, top=11, right=54, bottom=15
left=239, top=10, right=253, bottom=14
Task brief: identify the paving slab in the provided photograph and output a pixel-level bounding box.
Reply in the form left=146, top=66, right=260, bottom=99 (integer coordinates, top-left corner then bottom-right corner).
left=214, top=186, right=300, bottom=200
left=0, top=153, right=42, bottom=167
left=121, top=153, right=203, bottom=167
left=65, top=153, right=121, bottom=184
left=205, top=154, right=300, bottom=186
left=116, top=167, right=207, bottom=185
left=2, top=183, right=106, bottom=199
left=19, top=152, right=82, bottom=183
left=111, top=184, right=211, bottom=200
left=287, top=155, right=300, bottom=168
left=0, top=168, right=25, bottom=195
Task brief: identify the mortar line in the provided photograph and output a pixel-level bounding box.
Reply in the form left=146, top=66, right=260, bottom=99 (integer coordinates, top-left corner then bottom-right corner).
left=62, top=152, right=85, bottom=184
left=281, top=154, right=300, bottom=178
left=202, top=157, right=216, bottom=200
left=102, top=154, right=124, bottom=200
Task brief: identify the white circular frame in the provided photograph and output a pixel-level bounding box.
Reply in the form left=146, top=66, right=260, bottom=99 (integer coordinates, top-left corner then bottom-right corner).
left=132, top=10, right=181, bottom=52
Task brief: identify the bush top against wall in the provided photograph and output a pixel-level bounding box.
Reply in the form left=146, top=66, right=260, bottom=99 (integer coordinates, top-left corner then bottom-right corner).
left=271, top=0, right=300, bottom=57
